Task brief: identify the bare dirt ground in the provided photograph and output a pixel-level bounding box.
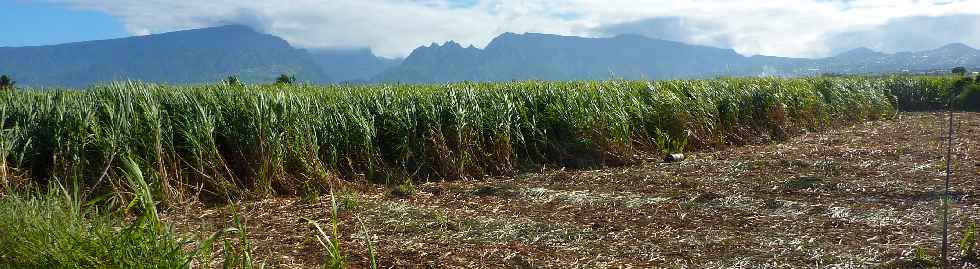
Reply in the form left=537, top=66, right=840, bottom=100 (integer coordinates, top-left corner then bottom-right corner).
left=165, top=112, right=980, bottom=268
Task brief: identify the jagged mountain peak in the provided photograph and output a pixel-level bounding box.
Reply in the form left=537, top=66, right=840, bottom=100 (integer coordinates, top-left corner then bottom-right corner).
left=379, top=32, right=980, bottom=83
left=443, top=40, right=462, bottom=48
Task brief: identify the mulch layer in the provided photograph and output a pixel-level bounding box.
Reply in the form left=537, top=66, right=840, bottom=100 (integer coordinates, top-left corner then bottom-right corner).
left=164, top=112, right=980, bottom=268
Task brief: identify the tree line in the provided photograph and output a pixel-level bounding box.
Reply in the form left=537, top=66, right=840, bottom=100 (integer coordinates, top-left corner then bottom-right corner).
left=0, top=73, right=299, bottom=90
left=223, top=73, right=295, bottom=87
left=2, top=67, right=979, bottom=94
left=0, top=75, right=14, bottom=91
left=951, top=66, right=980, bottom=111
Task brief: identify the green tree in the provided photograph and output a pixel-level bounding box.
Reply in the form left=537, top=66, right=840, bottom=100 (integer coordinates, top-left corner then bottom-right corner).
left=0, top=75, right=14, bottom=91
left=225, top=75, right=243, bottom=87
left=957, top=83, right=980, bottom=111
left=275, top=74, right=295, bottom=85
left=952, top=77, right=972, bottom=101
left=952, top=66, right=968, bottom=76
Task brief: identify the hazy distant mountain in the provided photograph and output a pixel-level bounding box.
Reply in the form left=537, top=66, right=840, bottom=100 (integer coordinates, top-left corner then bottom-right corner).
left=376, top=33, right=763, bottom=82
left=310, top=48, right=401, bottom=82
left=2, top=26, right=978, bottom=87
left=373, top=41, right=483, bottom=82
left=0, top=25, right=328, bottom=87
left=376, top=32, right=980, bottom=83
left=785, top=43, right=980, bottom=75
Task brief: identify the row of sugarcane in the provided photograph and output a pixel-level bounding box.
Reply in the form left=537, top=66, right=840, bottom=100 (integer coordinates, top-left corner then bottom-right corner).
left=0, top=76, right=957, bottom=202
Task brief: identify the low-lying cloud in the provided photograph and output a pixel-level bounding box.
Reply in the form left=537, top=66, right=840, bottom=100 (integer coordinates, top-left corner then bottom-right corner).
left=595, top=17, right=736, bottom=50
left=37, top=0, right=980, bottom=58
left=824, top=14, right=980, bottom=55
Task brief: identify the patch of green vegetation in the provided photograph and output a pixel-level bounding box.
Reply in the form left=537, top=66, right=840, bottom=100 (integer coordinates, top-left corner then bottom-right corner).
left=301, top=181, right=322, bottom=205
left=893, top=146, right=912, bottom=159
left=226, top=75, right=245, bottom=87
left=911, top=247, right=940, bottom=268
left=655, top=127, right=689, bottom=154
left=0, top=75, right=14, bottom=91
left=339, top=187, right=360, bottom=211
left=0, top=158, right=260, bottom=268
left=390, top=178, right=416, bottom=198
left=220, top=205, right=264, bottom=269
left=275, top=74, right=296, bottom=85
left=886, top=76, right=960, bottom=110
left=935, top=159, right=949, bottom=172
left=0, top=187, right=192, bottom=268
left=307, top=188, right=377, bottom=269
left=956, top=84, right=980, bottom=111
left=962, top=223, right=978, bottom=261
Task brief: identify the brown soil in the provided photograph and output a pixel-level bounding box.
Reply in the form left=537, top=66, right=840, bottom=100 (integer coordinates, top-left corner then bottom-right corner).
left=163, top=112, right=980, bottom=268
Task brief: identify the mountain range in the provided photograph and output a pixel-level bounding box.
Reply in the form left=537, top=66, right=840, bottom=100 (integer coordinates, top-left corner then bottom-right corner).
left=0, top=25, right=330, bottom=87
left=376, top=33, right=980, bottom=82
left=1, top=25, right=978, bottom=87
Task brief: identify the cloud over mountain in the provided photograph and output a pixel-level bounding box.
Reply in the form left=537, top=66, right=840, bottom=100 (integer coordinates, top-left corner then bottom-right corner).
left=824, top=14, right=980, bottom=55
left=37, top=0, right=980, bottom=58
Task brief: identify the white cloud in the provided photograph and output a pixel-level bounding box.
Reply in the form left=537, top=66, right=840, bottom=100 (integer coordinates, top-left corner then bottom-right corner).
left=37, top=0, right=980, bottom=58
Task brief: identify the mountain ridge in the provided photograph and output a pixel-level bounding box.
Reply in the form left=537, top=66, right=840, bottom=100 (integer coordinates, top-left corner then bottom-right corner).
left=0, top=25, right=329, bottom=87
left=1, top=25, right=978, bottom=87
left=375, top=32, right=980, bottom=82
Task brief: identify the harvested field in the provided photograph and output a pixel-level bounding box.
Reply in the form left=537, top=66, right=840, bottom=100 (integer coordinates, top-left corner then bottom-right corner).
left=163, top=112, right=980, bottom=268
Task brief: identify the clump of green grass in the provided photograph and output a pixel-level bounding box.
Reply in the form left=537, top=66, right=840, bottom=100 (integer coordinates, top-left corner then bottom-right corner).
left=307, top=188, right=377, bottom=269
left=962, top=223, right=978, bottom=261
left=218, top=205, right=263, bottom=269
left=301, top=181, right=322, bottom=204
left=339, top=187, right=360, bottom=211
left=0, top=157, right=262, bottom=268
left=390, top=178, right=416, bottom=198
left=911, top=247, right=940, bottom=267
left=0, top=184, right=193, bottom=268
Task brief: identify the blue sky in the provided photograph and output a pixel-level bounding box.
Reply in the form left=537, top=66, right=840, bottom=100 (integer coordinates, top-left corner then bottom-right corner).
left=1, top=1, right=127, bottom=47
left=5, top=0, right=980, bottom=58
